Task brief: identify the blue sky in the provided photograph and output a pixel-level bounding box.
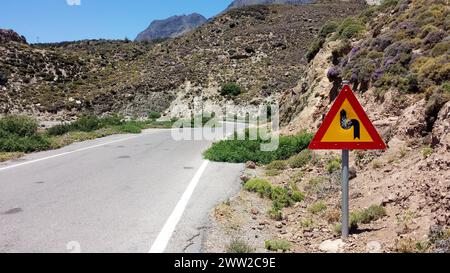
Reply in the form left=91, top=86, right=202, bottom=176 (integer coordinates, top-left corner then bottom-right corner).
left=1, top=0, right=232, bottom=43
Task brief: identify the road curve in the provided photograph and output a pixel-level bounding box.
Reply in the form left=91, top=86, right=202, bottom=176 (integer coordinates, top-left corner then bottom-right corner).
left=0, top=124, right=244, bottom=253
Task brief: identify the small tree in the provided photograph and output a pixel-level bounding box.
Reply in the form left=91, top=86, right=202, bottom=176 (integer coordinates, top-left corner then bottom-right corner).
left=220, top=82, right=242, bottom=97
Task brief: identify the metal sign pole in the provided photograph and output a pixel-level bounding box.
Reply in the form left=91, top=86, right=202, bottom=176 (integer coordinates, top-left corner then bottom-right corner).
left=341, top=149, right=349, bottom=238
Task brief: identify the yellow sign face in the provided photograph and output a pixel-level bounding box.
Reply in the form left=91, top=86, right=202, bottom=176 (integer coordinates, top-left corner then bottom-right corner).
left=309, top=85, right=386, bottom=150
left=321, top=99, right=373, bottom=143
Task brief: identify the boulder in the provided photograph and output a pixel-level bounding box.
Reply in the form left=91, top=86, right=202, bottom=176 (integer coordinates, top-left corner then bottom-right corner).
left=0, top=29, right=27, bottom=44
left=366, top=241, right=382, bottom=253
left=319, top=239, right=346, bottom=253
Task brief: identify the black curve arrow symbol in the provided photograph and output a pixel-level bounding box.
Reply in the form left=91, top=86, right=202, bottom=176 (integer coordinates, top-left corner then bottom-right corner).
left=340, top=110, right=360, bottom=140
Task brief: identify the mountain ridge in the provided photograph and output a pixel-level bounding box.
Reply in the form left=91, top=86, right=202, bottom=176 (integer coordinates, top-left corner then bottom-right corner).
left=226, top=0, right=312, bottom=10
left=135, top=13, right=207, bottom=42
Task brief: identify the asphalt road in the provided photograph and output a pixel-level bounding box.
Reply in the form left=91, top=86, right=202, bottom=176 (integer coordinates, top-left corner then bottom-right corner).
left=0, top=124, right=245, bottom=253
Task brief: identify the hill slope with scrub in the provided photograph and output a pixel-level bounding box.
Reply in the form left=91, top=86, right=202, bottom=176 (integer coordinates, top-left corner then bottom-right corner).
left=205, top=0, right=449, bottom=253
left=0, top=0, right=366, bottom=121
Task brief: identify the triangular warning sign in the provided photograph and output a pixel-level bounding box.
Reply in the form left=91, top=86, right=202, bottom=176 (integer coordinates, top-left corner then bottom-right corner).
left=309, top=85, right=386, bottom=150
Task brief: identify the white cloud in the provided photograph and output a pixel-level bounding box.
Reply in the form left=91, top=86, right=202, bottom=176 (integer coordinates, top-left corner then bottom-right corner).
left=66, top=0, right=81, bottom=6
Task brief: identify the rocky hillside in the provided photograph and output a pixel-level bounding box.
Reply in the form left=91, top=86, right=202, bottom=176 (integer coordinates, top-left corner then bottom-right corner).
left=0, top=0, right=366, bottom=121
left=227, top=0, right=312, bottom=10
left=205, top=0, right=449, bottom=253
left=135, top=13, right=207, bottom=42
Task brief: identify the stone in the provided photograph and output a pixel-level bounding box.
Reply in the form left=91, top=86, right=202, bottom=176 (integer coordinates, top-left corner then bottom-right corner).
left=319, top=239, right=346, bottom=253
left=366, top=241, right=382, bottom=253
left=251, top=208, right=259, bottom=215
left=245, top=161, right=256, bottom=169
left=240, top=174, right=250, bottom=183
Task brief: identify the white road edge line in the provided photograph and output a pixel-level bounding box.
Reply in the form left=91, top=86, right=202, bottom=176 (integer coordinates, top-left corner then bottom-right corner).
left=149, top=160, right=210, bottom=253
left=0, top=135, right=140, bottom=172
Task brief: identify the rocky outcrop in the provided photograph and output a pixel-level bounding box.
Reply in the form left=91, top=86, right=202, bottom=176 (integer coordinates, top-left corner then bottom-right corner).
left=0, top=29, right=27, bottom=44
left=135, top=13, right=207, bottom=42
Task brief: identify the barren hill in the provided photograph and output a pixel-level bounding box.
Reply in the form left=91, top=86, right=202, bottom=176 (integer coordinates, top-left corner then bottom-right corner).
left=0, top=0, right=366, bottom=121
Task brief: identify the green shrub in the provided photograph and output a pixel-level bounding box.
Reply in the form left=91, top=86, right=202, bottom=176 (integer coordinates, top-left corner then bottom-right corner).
left=271, top=186, right=293, bottom=209
left=431, top=42, right=450, bottom=57
left=300, top=218, right=314, bottom=229
left=266, top=160, right=288, bottom=170
left=244, top=178, right=272, bottom=198
left=308, top=201, right=327, bottom=214
left=0, top=115, right=51, bottom=153
left=379, top=0, right=399, bottom=10
left=46, top=123, right=72, bottom=136
left=291, top=191, right=305, bottom=203
left=220, top=82, right=242, bottom=97
left=0, top=134, right=50, bottom=153
left=306, top=38, right=325, bottom=62
left=288, top=149, right=312, bottom=169
left=326, top=157, right=341, bottom=174
left=204, top=133, right=312, bottom=164
left=265, top=240, right=291, bottom=252
left=100, top=114, right=124, bottom=126
left=305, top=177, right=326, bottom=195
left=319, top=20, right=339, bottom=38
left=0, top=115, right=39, bottom=137
left=268, top=207, right=283, bottom=221
left=337, top=17, right=365, bottom=39
left=245, top=178, right=304, bottom=220
left=265, top=169, right=281, bottom=177
left=47, top=114, right=126, bottom=136
left=353, top=205, right=387, bottom=224
left=148, top=111, right=162, bottom=119
left=422, top=146, right=433, bottom=157
left=334, top=214, right=359, bottom=234
left=73, top=115, right=102, bottom=132
left=118, top=123, right=142, bottom=134
left=226, top=239, right=254, bottom=253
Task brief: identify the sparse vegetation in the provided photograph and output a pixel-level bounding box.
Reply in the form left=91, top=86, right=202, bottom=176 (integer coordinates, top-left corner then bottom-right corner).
left=326, top=157, right=341, bottom=173
left=0, top=152, right=25, bottom=162
left=321, top=0, right=449, bottom=123
left=266, top=160, right=288, bottom=171
left=244, top=178, right=273, bottom=198
left=306, top=38, right=325, bottom=62
left=226, top=239, right=254, bottom=253
left=319, top=20, right=339, bottom=39
left=148, top=111, right=162, bottom=119
left=354, top=205, right=387, bottom=224
left=324, top=208, right=341, bottom=224
left=0, top=114, right=178, bottom=158
left=300, top=218, right=314, bottom=229
left=372, top=160, right=382, bottom=169
left=244, top=178, right=304, bottom=220
left=265, top=169, right=281, bottom=177
left=304, top=177, right=326, bottom=195
left=308, top=201, right=327, bottom=214
left=264, top=240, right=291, bottom=252
left=422, top=146, right=433, bottom=157
left=288, top=149, right=313, bottom=169
left=0, top=115, right=50, bottom=153
left=333, top=205, right=386, bottom=235
left=220, top=82, right=242, bottom=97
left=336, top=17, right=366, bottom=39
left=203, top=131, right=313, bottom=164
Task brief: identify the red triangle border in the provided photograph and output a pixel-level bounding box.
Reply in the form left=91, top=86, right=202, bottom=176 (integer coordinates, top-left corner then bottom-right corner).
left=309, top=85, right=386, bottom=150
